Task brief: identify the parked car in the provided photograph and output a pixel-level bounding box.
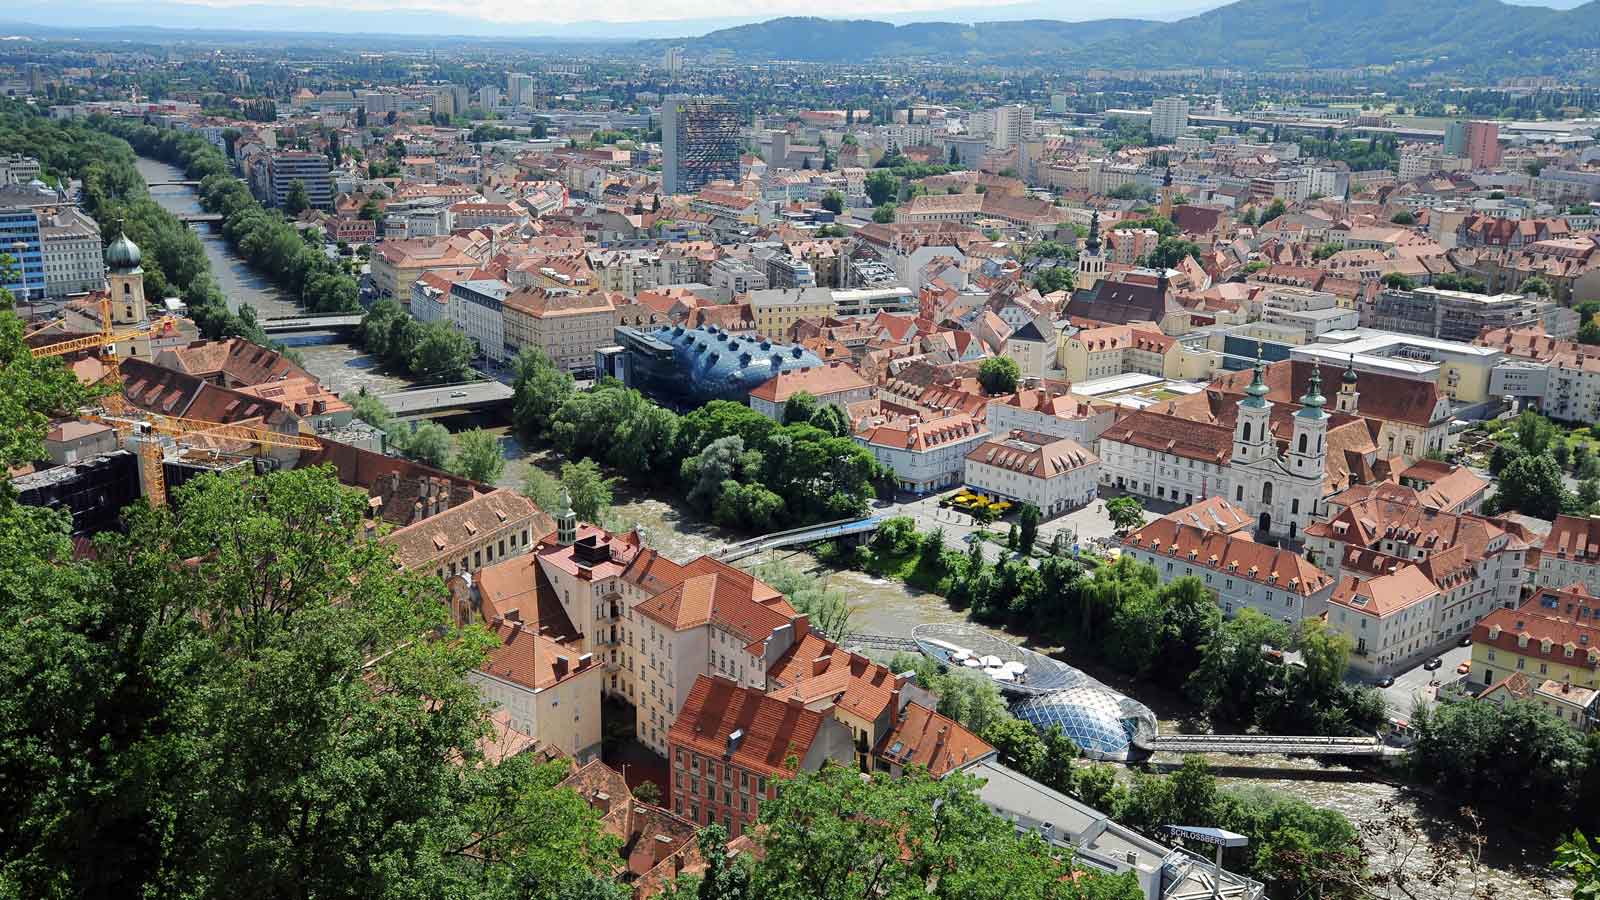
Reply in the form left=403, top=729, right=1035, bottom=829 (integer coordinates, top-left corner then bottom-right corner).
left=1457, top=661, right=1472, bottom=675
left=1458, top=635, right=1472, bottom=647
left=1422, top=657, right=1443, bottom=671
left=1376, top=675, right=1396, bottom=688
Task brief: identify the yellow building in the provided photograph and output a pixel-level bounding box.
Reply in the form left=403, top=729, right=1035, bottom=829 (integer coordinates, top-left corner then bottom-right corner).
left=370, top=236, right=483, bottom=299
left=502, top=287, right=620, bottom=374
left=470, top=618, right=605, bottom=762
left=1058, top=324, right=1222, bottom=383
left=1471, top=586, right=1600, bottom=692
left=749, top=287, right=835, bottom=340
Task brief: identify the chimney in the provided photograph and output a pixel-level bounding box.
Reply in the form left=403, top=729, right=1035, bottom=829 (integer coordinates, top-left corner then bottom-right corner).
left=504, top=608, right=521, bottom=622
left=653, top=834, right=679, bottom=868
left=592, top=790, right=611, bottom=815
left=577, top=652, right=594, bottom=671
left=553, top=656, right=570, bottom=678
left=726, top=728, right=745, bottom=757
left=811, top=655, right=831, bottom=677
left=787, top=695, right=805, bottom=711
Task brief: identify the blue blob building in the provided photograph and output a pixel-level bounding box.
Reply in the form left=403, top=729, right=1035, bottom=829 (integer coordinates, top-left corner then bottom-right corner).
left=598, top=324, right=824, bottom=408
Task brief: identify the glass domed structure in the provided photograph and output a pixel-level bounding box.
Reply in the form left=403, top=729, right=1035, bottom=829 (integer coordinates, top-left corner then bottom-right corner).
left=912, top=623, right=1158, bottom=761
left=1011, top=685, right=1158, bottom=761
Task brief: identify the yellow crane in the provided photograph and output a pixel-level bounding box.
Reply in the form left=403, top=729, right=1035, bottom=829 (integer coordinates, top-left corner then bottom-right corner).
left=79, top=408, right=323, bottom=506
left=28, top=297, right=180, bottom=373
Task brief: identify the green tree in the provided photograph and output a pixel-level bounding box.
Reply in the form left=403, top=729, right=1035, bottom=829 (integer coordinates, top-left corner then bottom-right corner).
left=694, top=824, right=751, bottom=900
left=0, top=466, right=623, bottom=898
left=451, top=428, right=506, bottom=484
left=1186, top=608, right=1290, bottom=726
left=511, top=348, right=575, bottom=440
left=409, top=322, right=475, bottom=384
left=557, top=459, right=618, bottom=523
left=1557, top=831, right=1600, bottom=900
left=1381, top=272, right=1416, bottom=290
left=1494, top=451, right=1570, bottom=519
left=977, top=356, right=1021, bottom=395
left=807, top=403, right=851, bottom=438
left=819, top=190, right=844, bottom=214
left=395, top=420, right=452, bottom=468
left=1258, top=198, right=1287, bottom=225
left=284, top=178, right=310, bottom=215
left=1390, top=210, right=1416, bottom=225
left=1018, top=503, right=1041, bottom=554
left=1144, top=236, right=1203, bottom=269
left=782, top=390, right=820, bottom=426
left=1032, top=265, right=1074, bottom=293
left=864, top=170, right=898, bottom=206
left=871, top=203, right=897, bottom=224
left=1522, top=275, right=1553, bottom=297
left=1105, top=495, right=1145, bottom=535
left=752, top=561, right=853, bottom=644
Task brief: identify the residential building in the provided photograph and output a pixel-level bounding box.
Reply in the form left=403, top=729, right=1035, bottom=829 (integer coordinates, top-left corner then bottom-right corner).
left=39, top=206, right=104, bottom=297
left=1003, top=320, right=1055, bottom=379
left=1462, top=120, right=1503, bottom=169
left=746, top=362, right=872, bottom=421
left=666, top=675, right=854, bottom=834
left=449, top=278, right=512, bottom=362
left=1305, top=494, right=1533, bottom=643
left=662, top=95, right=741, bottom=195
left=370, top=236, right=483, bottom=299
left=470, top=617, right=603, bottom=762
left=1117, top=516, right=1336, bottom=623
left=708, top=256, right=768, bottom=301
left=855, top=412, right=991, bottom=494
left=1370, top=287, right=1549, bottom=343
left=264, top=151, right=334, bottom=211
left=381, top=488, right=552, bottom=578
left=749, top=287, right=834, bottom=339
left=502, top=288, right=619, bottom=375
left=1538, top=514, right=1600, bottom=593
left=963, top=430, right=1100, bottom=517
left=0, top=155, right=42, bottom=185
left=986, top=388, right=1117, bottom=448
left=1150, top=97, right=1190, bottom=141
left=1471, top=585, right=1600, bottom=692
left=1325, top=565, right=1444, bottom=678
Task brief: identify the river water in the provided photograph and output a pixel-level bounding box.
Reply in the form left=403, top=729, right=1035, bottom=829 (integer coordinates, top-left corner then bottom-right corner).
left=135, top=157, right=411, bottom=398
left=138, top=156, right=1565, bottom=900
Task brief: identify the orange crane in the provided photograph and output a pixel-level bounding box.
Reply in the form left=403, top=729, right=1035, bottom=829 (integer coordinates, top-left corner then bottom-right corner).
left=79, top=408, right=323, bottom=506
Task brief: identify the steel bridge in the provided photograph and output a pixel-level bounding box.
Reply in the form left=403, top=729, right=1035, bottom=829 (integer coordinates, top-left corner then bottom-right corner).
left=261, top=314, right=364, bottom=335
left=841, top=633, right=921, bottom=653
left=1140, top=734, right=1387, bottom=757
left=713, top=515, right=883, bottom=563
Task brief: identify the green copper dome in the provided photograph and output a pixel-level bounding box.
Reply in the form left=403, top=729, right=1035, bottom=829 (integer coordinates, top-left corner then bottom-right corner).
left=105, top=231, right=142, bottom=273
left=1342, top=356, right=1359, bottom=386
left=1297, top=366, right=1327, bottom=418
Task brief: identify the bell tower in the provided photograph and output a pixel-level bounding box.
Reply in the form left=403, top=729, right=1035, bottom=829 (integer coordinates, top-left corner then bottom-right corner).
left=1335, top=356, right=1361, bottom=414
left=1077, top=209, right=1105, bottom=291
left=104, top=224, right=147, bottom=326
left=1233, top=343, right=1274, bottom=468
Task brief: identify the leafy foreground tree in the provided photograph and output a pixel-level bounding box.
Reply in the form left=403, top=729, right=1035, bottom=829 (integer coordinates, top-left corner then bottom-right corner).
left=452, top=427, right=507, bottom=484
left=738, top=765, right=1144, bottom=900
left=0, top=465, right=622, bottom=899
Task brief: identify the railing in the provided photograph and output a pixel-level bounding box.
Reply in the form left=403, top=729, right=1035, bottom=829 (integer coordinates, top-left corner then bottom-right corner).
left=1141, top=734, right=1385, bottom=757
left=713, top=515, right=884, bottom=562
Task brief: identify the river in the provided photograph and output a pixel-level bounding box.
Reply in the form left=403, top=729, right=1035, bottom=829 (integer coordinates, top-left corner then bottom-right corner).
left=135, top=156, right=412, bottom=398
left=136, top=155, right=1564, bottom=900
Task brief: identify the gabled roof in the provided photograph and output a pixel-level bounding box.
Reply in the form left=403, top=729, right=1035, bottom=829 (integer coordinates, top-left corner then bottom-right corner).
left=1121, top=518, right=1333, bottom=596
left=669, top=675, right=828, bottom=777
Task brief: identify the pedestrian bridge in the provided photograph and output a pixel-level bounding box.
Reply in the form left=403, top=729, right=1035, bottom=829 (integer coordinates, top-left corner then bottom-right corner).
left=261, top=314, right=364, bottom=335
left=714, top=515, right=884, bottom=563
left=377, top=381, right=514, bottom=420
left=1139, top=734, right=1387, bottom=757
left=148, top=180, right=202, bottom=187
left=178, top=212, right=224, bottom=224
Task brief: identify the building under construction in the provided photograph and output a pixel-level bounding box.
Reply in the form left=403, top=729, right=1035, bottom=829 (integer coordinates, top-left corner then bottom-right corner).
left=661, top=94, right=741, bottom=195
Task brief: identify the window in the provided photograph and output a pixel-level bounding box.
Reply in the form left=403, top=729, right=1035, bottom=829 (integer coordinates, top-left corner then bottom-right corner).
left=1298, top=434, right=1307, bottom=453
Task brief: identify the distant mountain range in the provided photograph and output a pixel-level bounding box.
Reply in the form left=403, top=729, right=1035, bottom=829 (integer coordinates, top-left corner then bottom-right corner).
left=647, top=0, right=1600, bottom=69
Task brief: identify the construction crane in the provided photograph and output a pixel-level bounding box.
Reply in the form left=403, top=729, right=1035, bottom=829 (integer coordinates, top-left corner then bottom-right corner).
left=29, top=296, right=179, bottom=368
left=80, top=408, right=323, bottom=506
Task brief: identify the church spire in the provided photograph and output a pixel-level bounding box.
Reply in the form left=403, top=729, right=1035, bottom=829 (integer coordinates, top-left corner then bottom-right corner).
left=1243, top=342, right=1271, bottom=408
left=1085, top=209, right=1101, bottom=254
left=1296, top=364, right=1327, bottom=418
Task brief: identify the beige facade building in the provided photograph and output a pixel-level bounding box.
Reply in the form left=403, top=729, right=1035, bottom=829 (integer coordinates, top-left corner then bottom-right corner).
left=370, top=236, right=483, bottom=300
left=963, top=431, right=1100, bottom=517
left=470, top=618, right=604, bottom=762
left=502, top=288, right=620, bottom=374
left=749, top=287, right=835, bottom=340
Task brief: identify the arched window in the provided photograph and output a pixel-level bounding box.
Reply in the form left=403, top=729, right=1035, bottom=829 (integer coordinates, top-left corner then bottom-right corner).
left=1235, top=485, right=1244, bottom=501
left=1242, top=422, right=1252, bottom=442
left=123, top=282, right=131, bottom=295
left=1261, top=482, right=1273, bottom=504
left=1298, top=434, right=1307, bottom=454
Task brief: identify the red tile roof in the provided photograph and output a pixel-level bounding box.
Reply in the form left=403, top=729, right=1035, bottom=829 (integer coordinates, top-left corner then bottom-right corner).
left=669, top=675, right=828, bottom=778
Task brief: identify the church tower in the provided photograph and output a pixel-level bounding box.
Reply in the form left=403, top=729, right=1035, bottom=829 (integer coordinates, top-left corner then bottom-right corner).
left=1335, top=356, right=1361, bottom=414
left=1289, top=365, right=1329, bottom=478
left=104, top=225, right=147, bottom=326
left=1159, top=165, right=1174, bottom=220
left=1077, top=209, right=1105, bottom=291
left=1232, top=344, right=1276, bottom=469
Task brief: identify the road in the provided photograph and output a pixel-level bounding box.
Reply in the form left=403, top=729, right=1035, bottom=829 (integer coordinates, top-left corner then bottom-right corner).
left=1378, top=641, right=1473, bottom=718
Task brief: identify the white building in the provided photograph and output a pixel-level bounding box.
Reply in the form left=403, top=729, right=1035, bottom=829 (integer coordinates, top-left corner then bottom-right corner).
left=469, top=619, right=604, bottom=762
left=855, top=413, right=990, bottom=494
left=963, top=431, right=1099, bottom=517
left=1150, top=98, right=1190, bottom=141
left=40, top=207, right=105, bottom=298
left=1325, top=566, right=1443, bottom=678
left=1539, top=515, right=1600, bottom=593
left=449, top=278, right=512, bottom=362
left=1118, top=516, right=1336, bottom=624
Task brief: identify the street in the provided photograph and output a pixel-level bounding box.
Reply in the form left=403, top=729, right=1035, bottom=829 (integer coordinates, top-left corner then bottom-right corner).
left=1378, top=641, right=1473, bottom=718
left=872, top=486, right=1156, bottom=565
